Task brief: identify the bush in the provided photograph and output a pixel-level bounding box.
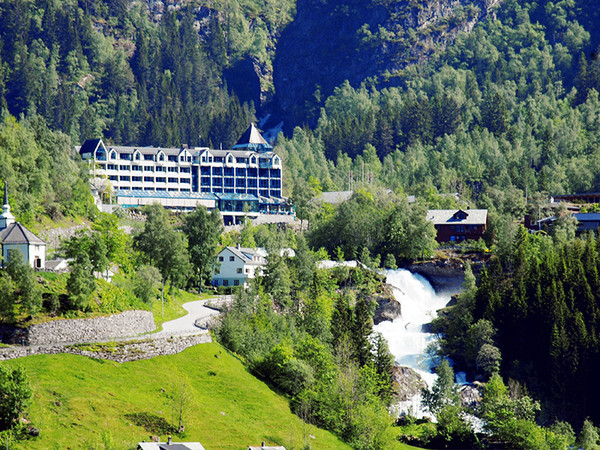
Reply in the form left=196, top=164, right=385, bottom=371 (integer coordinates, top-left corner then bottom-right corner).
left=0, top=365, right=31, bottom=431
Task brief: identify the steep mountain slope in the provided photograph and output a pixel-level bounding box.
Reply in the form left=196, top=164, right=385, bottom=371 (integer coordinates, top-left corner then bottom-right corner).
left=273, top=0, right=502, bottom=128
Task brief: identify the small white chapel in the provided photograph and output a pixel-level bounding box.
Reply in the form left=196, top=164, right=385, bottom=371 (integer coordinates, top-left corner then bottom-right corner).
left=0, top=183, right=46, bottom=269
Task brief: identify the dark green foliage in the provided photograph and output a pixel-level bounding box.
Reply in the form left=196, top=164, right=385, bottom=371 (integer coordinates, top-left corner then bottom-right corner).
left=62, top=231, right=108, bottom=275
left=5, top=250, right=42, bottom=316
left=0, top=115, right=92, bottom=223
left=370, top=332, right=394, bottom=403
left=577, top=418, right=600, bottom=450
left=263, top=251, right=292, bottom=310
left=0, top=1, right=261, bottom=149
left=0, top=365, right=31, bottom=431
left=421, top=359, right=460, bottom=416
left=182, top=206, right=223, bottom=289
left=437, top=230, right=600, bottom=426
left=65, top=253, right=95, bottom=311
left=134, top=265, right=161, bottom=304
left=134, top=204, right=190, bottom=292
left=429, top=404, right=478, bottom=449
left=215, top=255, right=394, bottom=448
left=0, top=275, right=15, bottom=323
left=479, top=374, right=547, bottom=448
left=308, top=188, right=437, bottom=263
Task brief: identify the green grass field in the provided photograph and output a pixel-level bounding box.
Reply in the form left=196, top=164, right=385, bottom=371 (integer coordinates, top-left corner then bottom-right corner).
left=4, top=343, right=351, bottom=449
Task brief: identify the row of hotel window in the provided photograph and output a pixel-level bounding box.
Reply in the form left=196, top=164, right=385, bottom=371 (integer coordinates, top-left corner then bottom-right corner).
left=99, top=164, right=280, bottom=178
left=112, top=186, right=279, bottom=196
left=97, top=151, right=191, bottom=163
left=108, top=176, right=281, bottom=188
left=109, top=176, right=190, bottom=183
left=101, top=164, right=190, bottom=173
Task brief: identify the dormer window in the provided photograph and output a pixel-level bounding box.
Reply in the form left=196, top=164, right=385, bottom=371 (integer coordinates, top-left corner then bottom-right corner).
left=451, top=210, right=468, bottom=221
left=273, top=156, right=280, bottom=164
left=228, top=155, right=234, bottom=164
left=110, top=150, right=117, bottom=160
left=135, top=152, right=141, bottom=160
left=250, top=156, right=256, bottom=164
left=159, top=153, right=164, bottom=161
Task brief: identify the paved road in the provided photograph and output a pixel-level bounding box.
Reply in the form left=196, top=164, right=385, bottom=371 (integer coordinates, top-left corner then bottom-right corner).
left=155, top=298, right=222, bottom=336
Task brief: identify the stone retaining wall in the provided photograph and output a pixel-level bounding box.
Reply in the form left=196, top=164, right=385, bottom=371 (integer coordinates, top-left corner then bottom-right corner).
left=0, top=310, right=156, bottom=345
left=0, top=333, right=212, bottom=362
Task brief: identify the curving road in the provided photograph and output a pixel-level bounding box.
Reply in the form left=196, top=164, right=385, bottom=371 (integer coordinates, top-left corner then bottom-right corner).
left=154, top=298, right=223, bottom=336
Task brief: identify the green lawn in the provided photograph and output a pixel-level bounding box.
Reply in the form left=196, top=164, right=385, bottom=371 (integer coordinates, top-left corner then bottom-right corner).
left=4, top=343, right=351, bottom=449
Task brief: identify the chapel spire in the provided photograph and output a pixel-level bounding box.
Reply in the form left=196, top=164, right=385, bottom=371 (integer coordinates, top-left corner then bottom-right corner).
left=0, top=182, right=15, bottom=231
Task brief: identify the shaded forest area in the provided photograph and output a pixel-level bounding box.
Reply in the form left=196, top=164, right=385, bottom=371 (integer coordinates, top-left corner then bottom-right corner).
left=0, top=0, right=293, bottom=148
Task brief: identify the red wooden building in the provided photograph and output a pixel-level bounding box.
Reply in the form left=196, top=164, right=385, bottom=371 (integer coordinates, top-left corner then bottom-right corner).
left=427, top=209, right=488, bottom=243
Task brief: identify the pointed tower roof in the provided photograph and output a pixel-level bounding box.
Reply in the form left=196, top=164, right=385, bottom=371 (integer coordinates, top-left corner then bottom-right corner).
left=232, top=123, right=273, bottom=152
left=0, top=182, right=15, bottom=231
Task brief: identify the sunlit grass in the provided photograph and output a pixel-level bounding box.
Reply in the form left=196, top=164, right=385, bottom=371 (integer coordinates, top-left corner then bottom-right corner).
left=5, top=343, right=351, bottom=449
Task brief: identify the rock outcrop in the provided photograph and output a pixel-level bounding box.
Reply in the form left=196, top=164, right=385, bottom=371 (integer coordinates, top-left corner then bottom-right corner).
left=406, top=260, right=466, bottom=294
left=392, top=366, right=426, bottom=401
left=373, top=284, right=402, bottom=325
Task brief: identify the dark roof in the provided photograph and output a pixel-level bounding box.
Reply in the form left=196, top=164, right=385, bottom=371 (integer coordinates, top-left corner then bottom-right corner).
left=159, top=444, right=194, bottom=450
left=107, top=145, right=183, bottom=157
left=233, top=124, right=273, bottom=151
left=79, top=139, right=103, bottom=156
left=0, top=222, right=46, bottom=245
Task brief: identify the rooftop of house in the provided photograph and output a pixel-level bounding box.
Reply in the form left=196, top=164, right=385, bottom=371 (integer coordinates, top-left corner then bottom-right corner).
left=426, top=209, right=488, bottom=226
left=0, top=222, right=46, bottom=245
left=316, top=190, right=354, bottom=205
left=222, top=245, right=265, bottom=265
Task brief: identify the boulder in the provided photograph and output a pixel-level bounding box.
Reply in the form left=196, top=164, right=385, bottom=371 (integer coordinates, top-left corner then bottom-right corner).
left=392, top=366, right=427, bottom=401
left=372, top=284, right=402, bottom=325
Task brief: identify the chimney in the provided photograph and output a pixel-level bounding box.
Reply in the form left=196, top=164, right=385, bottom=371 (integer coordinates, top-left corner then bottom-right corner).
left=261, top=442, right=266, bottom=448
left=168, top=436, right=172, bottom=445
left=237, top=243, right=241, bottom=250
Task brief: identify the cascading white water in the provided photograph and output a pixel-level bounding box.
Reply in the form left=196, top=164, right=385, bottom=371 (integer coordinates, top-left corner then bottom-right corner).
left=374, top=268, right=453, bottom=417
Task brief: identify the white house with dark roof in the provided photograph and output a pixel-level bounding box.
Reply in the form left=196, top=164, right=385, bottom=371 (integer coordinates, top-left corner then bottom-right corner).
left=0, top=185, right=46, bottom=269
left=212, top=245, right=266, bottom=287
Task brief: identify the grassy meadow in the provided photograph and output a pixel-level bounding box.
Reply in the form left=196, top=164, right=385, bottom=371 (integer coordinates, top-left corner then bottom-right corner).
left=5, top=342, right=351, bottom=449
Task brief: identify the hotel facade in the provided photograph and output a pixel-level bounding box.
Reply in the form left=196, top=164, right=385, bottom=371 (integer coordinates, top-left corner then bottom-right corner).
left=79, top=125, right=292, bottom=224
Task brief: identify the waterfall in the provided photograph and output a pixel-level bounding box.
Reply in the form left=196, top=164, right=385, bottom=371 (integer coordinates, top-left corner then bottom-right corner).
left=374, top=268, right=454, bottom=418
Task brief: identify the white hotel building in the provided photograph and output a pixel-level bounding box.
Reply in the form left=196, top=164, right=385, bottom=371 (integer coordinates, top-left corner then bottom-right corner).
left=79, top=124, right=292, bottom=224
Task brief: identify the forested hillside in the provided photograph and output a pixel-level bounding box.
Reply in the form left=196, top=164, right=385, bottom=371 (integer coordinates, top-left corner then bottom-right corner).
left=0, top=0, right=295, bottom=148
